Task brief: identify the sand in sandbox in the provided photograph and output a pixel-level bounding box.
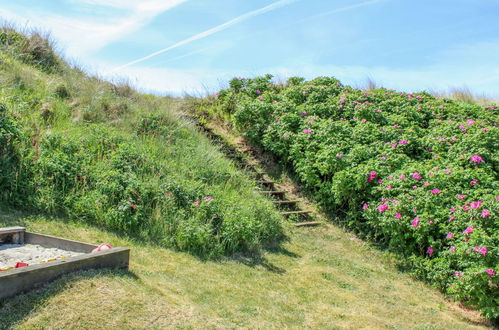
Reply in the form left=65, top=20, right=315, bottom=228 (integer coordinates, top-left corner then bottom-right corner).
left=0, top=244, right=83, bottom=269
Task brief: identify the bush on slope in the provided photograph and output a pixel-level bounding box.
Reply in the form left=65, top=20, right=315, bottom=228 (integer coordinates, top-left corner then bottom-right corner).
left=208, top=75, right=498, bottom=318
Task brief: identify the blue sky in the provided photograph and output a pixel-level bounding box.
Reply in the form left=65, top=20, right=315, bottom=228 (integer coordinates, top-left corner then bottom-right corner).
left=1, top=0, right=498, bottom=96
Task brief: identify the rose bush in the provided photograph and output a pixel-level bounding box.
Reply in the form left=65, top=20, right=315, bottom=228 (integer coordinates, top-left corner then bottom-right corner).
left=210, top=75, right=498, bottom=319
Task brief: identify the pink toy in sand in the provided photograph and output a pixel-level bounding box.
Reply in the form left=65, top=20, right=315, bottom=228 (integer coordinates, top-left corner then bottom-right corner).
left=91, top=243, right=112, bottom=253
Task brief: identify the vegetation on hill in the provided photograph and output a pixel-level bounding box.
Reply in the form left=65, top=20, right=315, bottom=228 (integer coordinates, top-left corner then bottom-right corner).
left=0, top=27, right=282, bottom=257
left=193, top=75, right=498, bottom=319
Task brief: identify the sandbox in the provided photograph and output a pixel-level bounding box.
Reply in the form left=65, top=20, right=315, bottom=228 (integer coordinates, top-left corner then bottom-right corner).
left=0, top=227, right=129, bottom=300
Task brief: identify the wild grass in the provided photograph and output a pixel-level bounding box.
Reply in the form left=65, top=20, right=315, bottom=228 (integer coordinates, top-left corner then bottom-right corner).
left=0, top=27, right=282, bottom=257
left=0, top=211, right=490, bottom=329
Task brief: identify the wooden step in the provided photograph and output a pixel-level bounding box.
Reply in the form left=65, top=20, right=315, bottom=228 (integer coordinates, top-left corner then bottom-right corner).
left=294, top=221, right=322, bottom=227
left=258, top=180, right=275, bottom=185
left=260, top=191, right=285, bottom=195
left=280, top=210, right=311, bottom=216
left=273, top=200, right=298, bottom=205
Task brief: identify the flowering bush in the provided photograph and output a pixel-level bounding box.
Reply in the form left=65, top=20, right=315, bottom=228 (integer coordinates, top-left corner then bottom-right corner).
left=211, top=75, right=498, bottom=318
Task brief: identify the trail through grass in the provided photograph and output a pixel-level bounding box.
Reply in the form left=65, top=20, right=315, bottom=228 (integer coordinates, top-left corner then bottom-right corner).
left=0, top=211, right=488, bottom=329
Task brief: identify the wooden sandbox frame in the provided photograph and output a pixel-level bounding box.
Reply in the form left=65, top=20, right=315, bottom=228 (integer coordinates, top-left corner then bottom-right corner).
left=0, top=227, right=129, bottom=300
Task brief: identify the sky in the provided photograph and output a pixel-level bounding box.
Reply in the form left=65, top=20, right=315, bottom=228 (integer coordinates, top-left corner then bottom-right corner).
left=1, top=0, right=498, bottom=96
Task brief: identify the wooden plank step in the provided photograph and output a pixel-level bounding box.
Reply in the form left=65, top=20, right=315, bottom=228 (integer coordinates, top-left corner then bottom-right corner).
left=280, top=210, right=311, bottom=216
left=258, top=180, right=274, bottom=185
left=260, top=191, right=285, bottom=195
left=294, top=221, right=322, bottom=227
left=273, top=200, right=298, bottom=205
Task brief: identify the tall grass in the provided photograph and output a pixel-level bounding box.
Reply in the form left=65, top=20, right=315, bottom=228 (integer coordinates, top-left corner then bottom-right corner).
left=0, top=27, right=283, bottom=257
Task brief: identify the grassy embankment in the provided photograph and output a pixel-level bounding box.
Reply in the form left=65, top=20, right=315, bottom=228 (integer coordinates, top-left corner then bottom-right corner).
left=0, top=27, right=492, bottom=328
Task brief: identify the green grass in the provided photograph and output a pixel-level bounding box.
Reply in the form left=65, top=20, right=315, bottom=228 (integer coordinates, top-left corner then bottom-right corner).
left=0, top=211, right=489, bottom=329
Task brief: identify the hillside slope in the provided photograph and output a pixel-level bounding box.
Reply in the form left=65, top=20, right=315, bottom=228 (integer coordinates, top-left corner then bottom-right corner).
left=0, top=27, right=282, bottom=257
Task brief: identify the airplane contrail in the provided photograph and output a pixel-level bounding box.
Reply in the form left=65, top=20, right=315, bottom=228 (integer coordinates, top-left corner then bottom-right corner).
left=110, top=0, right=300, bottom=72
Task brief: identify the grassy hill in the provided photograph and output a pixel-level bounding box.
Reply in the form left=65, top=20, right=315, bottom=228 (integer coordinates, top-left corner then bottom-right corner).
left=0, top=27, right=494, bottom=328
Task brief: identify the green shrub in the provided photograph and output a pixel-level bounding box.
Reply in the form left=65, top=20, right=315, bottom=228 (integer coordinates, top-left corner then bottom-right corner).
left=210, top=75, right=498, bottom=319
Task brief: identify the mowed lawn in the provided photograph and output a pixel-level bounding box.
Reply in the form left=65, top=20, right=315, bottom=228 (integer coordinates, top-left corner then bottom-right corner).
left=0, top=211, right=487, bottom=329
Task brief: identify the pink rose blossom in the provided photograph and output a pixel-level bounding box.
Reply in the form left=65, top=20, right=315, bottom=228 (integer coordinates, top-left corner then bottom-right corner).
left=463, top=226, right=474, bottom=234
left=484, top=269, right=495, bottom=276
left=336, top=153, right=343, bottom=159
left=473, top=246, right=487, bottom=256
left=378, top=179, right=383, bottom=184
left=427, top=247, right=434, bottom=255
left=431, top=189, right=442, bottom=194
left=204, top=196, right=213, bottom=201
left=470, top=201, right=483, bottom=209
left=457, top=194, right=465, bottom=200
left=454, top=271, right=464, bottom=278
left=303, top=129, right=312, bottom=135
left=301, top=111, right=308, bottom=116
left=482, top=209, right=490, bottom=218
left=444, top=168, right=451, bottom=174
left=386, top=185, right=392, bottom=190
left=395, top=213, right=402, bottom=219
left=470, top=155, right=484, bottom=163
left=194, top=201, right=201, bottom=206
left=378, top=204, right=390, bottom=212
left=398, top=139, right=408, bottom=145
left=411, top=217, right=420, bottom=227
left=424, top=181, right=430, bottom=186
left=381, top=155, right=387, bottom=160
left=470, top=179, right=479, bottom=186
left=449, top=215, right=455, bottom=222
left=446, top=232, right=454, bottom=239
left=450, top=246, right=456, bottom=252
left=450, top=207, right=456, bottom=213
left=362, top=203, right=368, bottom=210
left=412, top=172, right=422, bottom=181
left=466, top=119, right=474, bottom=125
left=399, top=174, right=406, bottom=180
left=368, top=171, right=377, bottom=182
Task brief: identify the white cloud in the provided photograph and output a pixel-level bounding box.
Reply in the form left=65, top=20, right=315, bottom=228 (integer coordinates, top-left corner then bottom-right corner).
left=0, top=0, right=186, bottom=58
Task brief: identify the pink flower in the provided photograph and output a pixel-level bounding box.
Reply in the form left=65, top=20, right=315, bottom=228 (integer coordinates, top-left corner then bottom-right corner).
left=413, top=186, right=418, bottom=190
left=194, top=201, right=201, bottom=206
left=376, top=109, right=381, bottom=113
left=459, top=125, right=467, bottom=131
left=381, top=155, right=387, bottom=160
left=457, top=194, right=465, bottom=200
left=434, top=154, right=439, bottom=158
left=470, top=179, right=479, bottom=186
left=482, top=209, right=490, bottom=218
left=339, top=97, right=346, bottom=103
left=368, top=171, right=377, bottom=182
left=427, top=247, right=434, bottom=255
left=303, top=129, right=312, bottom=135
left=454, top=271, right=464, bottom=278
left=428, top=171, right=434, bottom=176
left=258, top=95, right=263, bottom=100
left=386, top=185, right=392, bottom=190
left=424, top=181, right=430, bottom=186
left=450, top=246, right=456, bottom=252
left=473, top=246, right=487, bottom=256
left=482, top=128, right=488, bottom=132
left=336, top=154, right=343, bottom=159
left=450, top=207, right=456, bottom=213
left=391, top=143, right=397, bottom=148
left=255, top=90, right=262, bottom=95
left=395, top=213, right=402, bottom=219
left=362, top=203, right=368, bottom=210
left=398, top=139, right=408, bottom=145
left=469, top=201, right=483, bottom=209
left=399, top=174, right=406, bottom=180
left=470, top=155, right=484, bottom=163
left=378, top=179, right=383, bottom=184
left=463, top=205, right=470, bottom=211
left=301, top=111, right=308, bottom=116
left=446, top=233, right=454, bottom=239
left=466, top=119, right=474, bottom=125
left=378, top=204, right=390, bottom=212
left=412, top=172, right=422, bottom=181
left=445, top=168, right=451, bottom=174
left=360, top=118, right=367, bottom=123
left=449, top=215, right=455, bottom=222
left=463, top=226, right=474, bottom=234
left=394, top=124, right=399, bottom=128
left=411, top=217, right=420, bottom=227
left=428, top=219, right=434, bottom=225
left=204, top=196, right=213, bottom=201
left=484, top=269, right=495, bottom=277
left=431, top=189, right=441, bottom=194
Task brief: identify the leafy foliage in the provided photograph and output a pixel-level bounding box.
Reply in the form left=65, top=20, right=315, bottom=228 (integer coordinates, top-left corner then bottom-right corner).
left=210, top=75, right=498, bottom=318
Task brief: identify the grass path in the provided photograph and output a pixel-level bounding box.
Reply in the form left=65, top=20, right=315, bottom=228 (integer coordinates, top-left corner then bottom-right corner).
left=0, top=211, right=488, bottom=329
